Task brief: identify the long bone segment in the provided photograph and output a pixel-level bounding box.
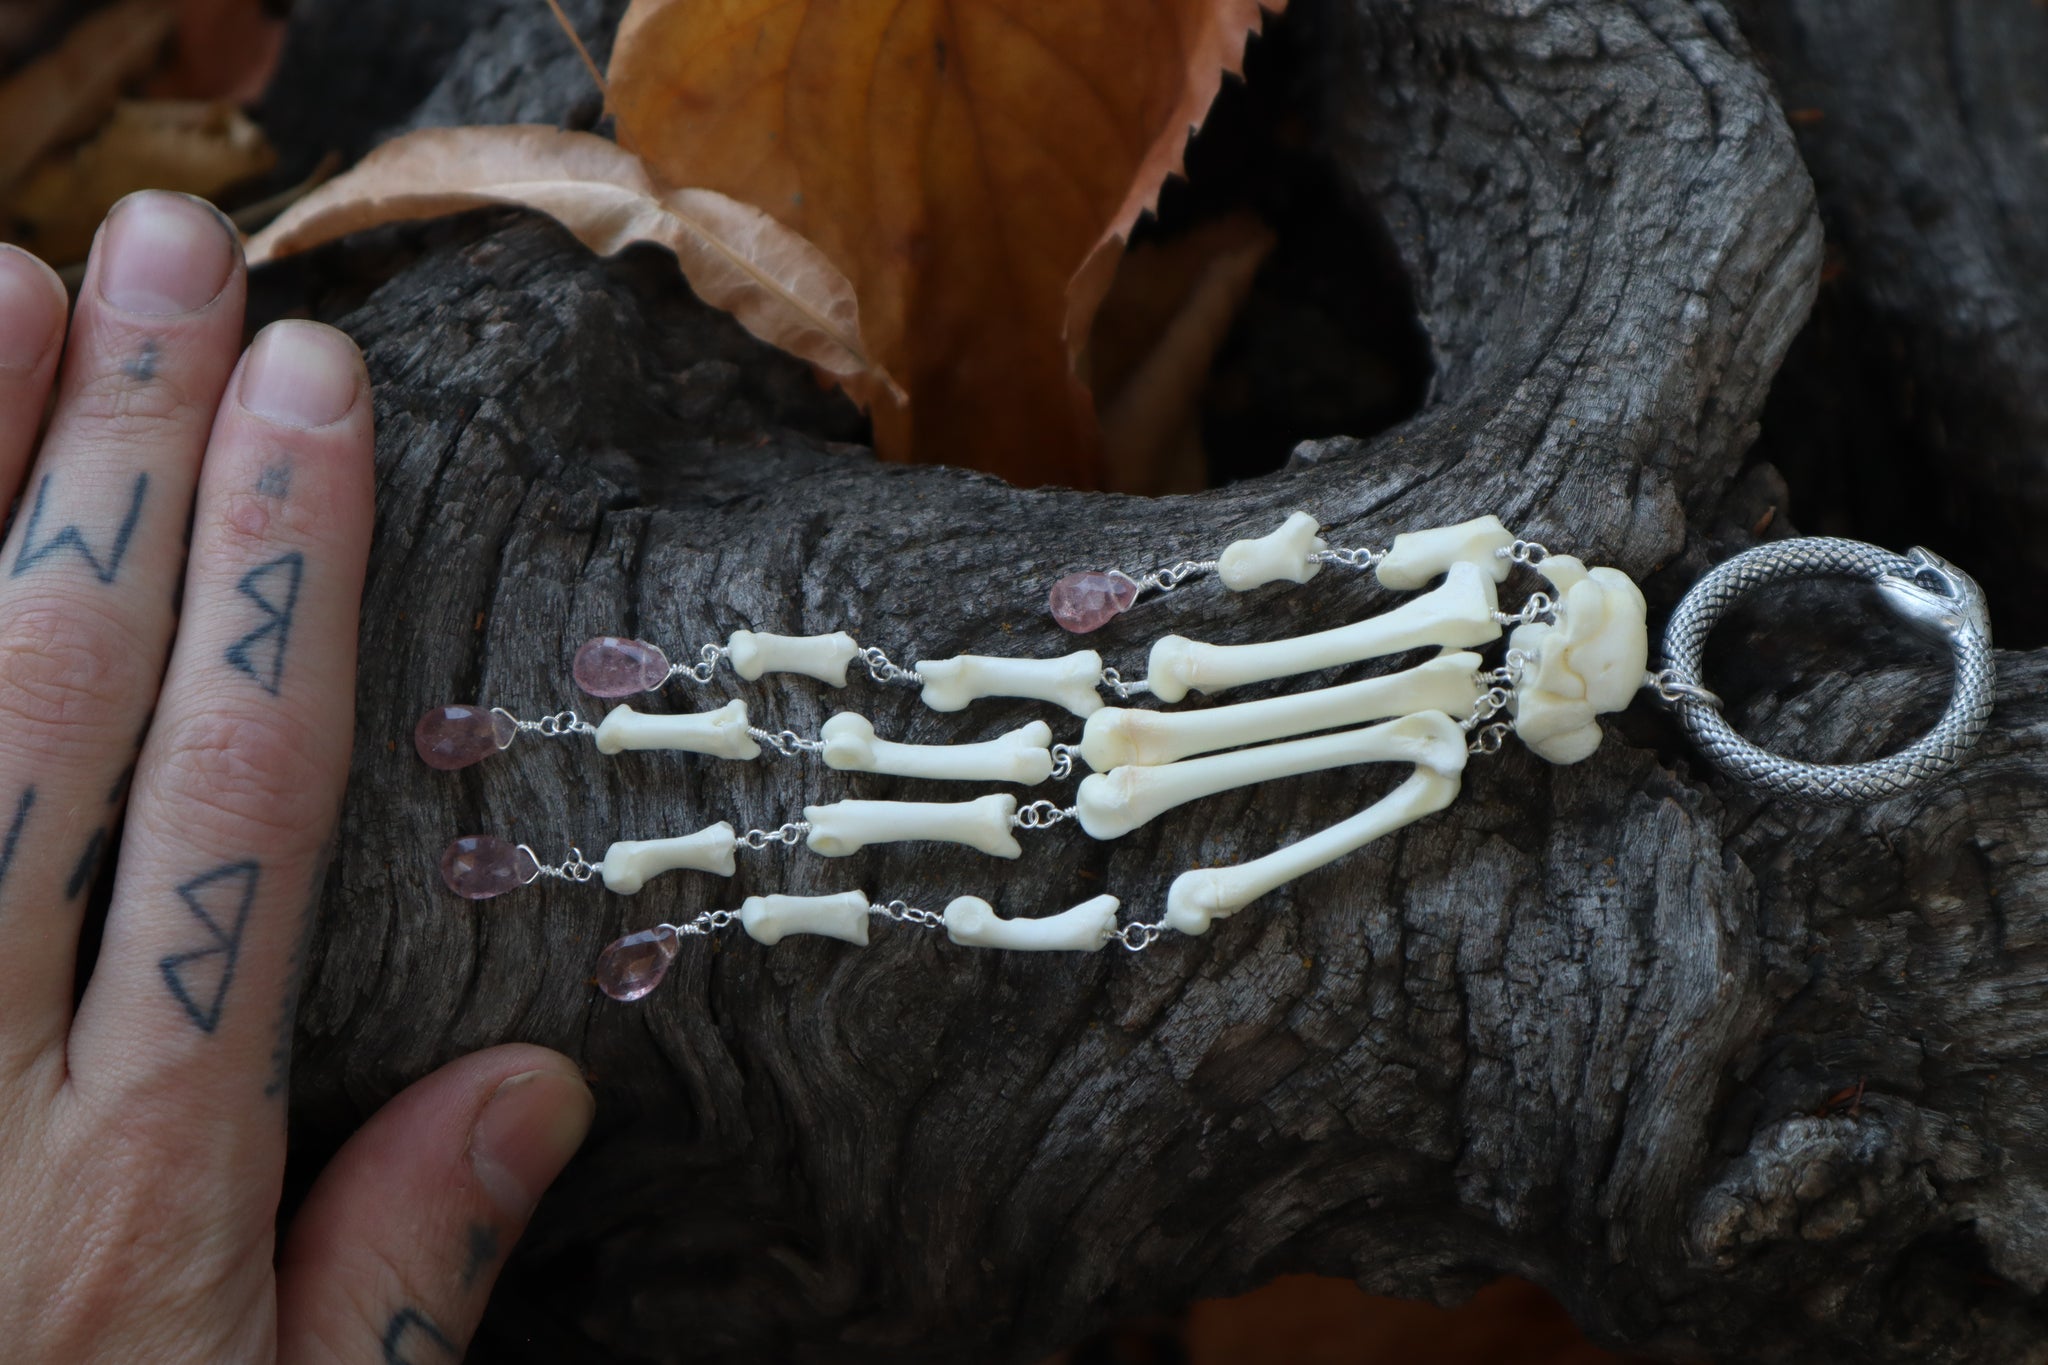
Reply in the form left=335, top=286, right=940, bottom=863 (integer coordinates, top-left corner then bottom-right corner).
left=595, top=699, right=762, bottom=759
left=1142, top=559, right=1503, bottom=704
left=820, top=713, right=1054, bottom=785
left=1075, top=709, right=1468, bottom=840
left=739, top=890, right=871, bottom=946
left=942, top=894, right=1122, bottom=951
left=599, top=823, right=738, bottom=893
left=804, top=795, right=1023, bottom=858
left=1164, top=759, right=1465, bottom=935
left=726, top=630, right=860, bottom=685
left=917, top=650, right=1105, bottom=717
left=1081, top=651, right=1484, bottom=770
left=1372, top=514, right=1516, bottom=590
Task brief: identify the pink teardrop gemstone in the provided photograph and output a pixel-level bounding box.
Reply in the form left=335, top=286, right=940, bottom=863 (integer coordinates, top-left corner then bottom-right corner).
left=574, top=636, right=671, bottom=697
left=1048, top=570, right=1140, bottom=633
left=595, top=927, right=680, bottom=1002
left=440, top=836, right=541, bottom=899
left=415, top=705, right=517, bottom=770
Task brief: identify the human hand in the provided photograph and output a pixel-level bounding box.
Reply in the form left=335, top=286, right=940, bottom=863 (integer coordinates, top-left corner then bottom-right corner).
left=0, top=193, right=593, bottom=1363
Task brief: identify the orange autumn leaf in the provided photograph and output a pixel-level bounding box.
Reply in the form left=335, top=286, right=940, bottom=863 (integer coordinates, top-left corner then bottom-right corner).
left=608, top=0, right=1282, bottom=489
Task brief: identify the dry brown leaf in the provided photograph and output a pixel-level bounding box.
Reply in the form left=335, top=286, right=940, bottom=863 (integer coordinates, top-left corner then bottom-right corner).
left=1091, top=212, right=1275, bottom=494
left=3, top=98, right=274, bottom=265
left=608, top=0, right=1282, bottom=489
left=0, top=0, right=178, bottom=196
left=245, top=125, right=894, bottom=395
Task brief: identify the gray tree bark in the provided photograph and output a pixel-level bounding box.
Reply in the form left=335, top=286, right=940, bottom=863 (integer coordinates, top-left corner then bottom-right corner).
left=257, top=1, right=2048, bottom=1361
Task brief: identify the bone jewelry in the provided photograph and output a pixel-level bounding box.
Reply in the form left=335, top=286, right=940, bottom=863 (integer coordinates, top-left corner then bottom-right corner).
left=415, top=511, right=1994, bottom=1004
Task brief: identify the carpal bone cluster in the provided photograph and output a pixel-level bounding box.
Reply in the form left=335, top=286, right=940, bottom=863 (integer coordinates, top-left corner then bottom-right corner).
left=415, top=512, right=1653, bottom=1003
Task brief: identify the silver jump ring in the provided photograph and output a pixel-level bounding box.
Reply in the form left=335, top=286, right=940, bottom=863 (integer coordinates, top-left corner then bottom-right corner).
left=1659, top=537, right=1994, bottom=803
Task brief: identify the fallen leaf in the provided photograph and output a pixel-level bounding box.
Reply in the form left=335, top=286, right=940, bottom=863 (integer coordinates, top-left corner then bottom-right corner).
left=151, top=0, right=286, bottom=103
left=3, top=98, right=275, bottom=265
left=245, top=125, right=895, bottom=396
left=1091, top=212, right=1276, bottom=494
left=0, top=0, right=178, bottom=197
left=608, top=0, right=1282, bottom=488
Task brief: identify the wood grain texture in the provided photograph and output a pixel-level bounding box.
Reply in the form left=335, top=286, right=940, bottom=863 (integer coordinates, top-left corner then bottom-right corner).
left=258, top=1, right=2048, bottom=1361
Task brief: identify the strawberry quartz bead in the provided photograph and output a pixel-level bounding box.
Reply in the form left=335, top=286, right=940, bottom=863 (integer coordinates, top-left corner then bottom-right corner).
left=595, top=927, right=681, bottom=1002
left=440, top=836, right=541, bottom=899
left=1048, top=570, right=1139, bottom=633
left=574, top=636, right=671, bottom=697
left=415, top=705, right=516, bottom=770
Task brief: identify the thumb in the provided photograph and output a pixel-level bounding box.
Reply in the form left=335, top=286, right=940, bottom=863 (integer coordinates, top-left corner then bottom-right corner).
left=276, top=1044, right=594, bottom=1364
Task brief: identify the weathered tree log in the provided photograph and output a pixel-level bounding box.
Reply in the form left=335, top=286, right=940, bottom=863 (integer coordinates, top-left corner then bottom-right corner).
left=259, top=1, right=2048, bottom=1361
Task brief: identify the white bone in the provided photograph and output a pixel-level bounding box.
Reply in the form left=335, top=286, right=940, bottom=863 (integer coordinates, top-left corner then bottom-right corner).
left=1080, top=651, right=1484, bottom=770
left=1164, top=765, right=1464, bottom=935
left=1217, top=511, right=1327, bottom=590
left=942, top=894, right=1122, bottom=951
left=598, top=823, right=738, bottom=893
left=1506, top=555, right=1649, bottom=764
left=804, top=794, right=1023, bottom=859
left=917, top=650, right=1105, bottom=717
left=1075, top=709, right=1468, bottom=840
left=1142, top=560, right=1501, bottom=703
left=594, top=699, right=762, bottom=759
left=739, top=890, right=871, bottom=947
left=1374, top=514, right=1516, bottom=590
left=726, top=630, right=860, bottom=685
left=819, top=713, right=1054, bottom=785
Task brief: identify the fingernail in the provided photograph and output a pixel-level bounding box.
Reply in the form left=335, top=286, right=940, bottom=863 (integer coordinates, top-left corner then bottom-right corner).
left=238, top=321, right=363, bottom=428
left=469, top=1068, right=595, bottom=1220
left=96, top=191, right=236, bottom=315
left=0, top=246, right=65, bottom=371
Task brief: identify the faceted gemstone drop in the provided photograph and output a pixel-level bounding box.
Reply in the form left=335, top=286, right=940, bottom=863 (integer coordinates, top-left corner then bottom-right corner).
left=595, top=927, right=680, bottom=1002
left=1048, top=570, right=1140, bottom=633
left=574, top=636, right=671, bottom=697
left=440, top=836, right=541, bottom=899
left=415, top=705, right=517, bottom=770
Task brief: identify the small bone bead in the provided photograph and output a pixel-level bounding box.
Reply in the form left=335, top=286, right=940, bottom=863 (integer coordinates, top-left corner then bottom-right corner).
left=1216, top=510, right=1327, bottom=590
left=1075, top=710, right=1468, bottom=840
left=942, top=894, right=1122, bottom=951
left=1142, top=560, right=1502, bottom=703
left=1374, top=515, right=1516, bottom=589
left=804, top=795, right=1023, bottom=858
left=594, top=699, right=762, bottom=759
left=819, top=713, right=1055, bottom=785
left=1164, top=765, right=1464, bottom=935
left=726, top=629, right=861, bottom=685
left=599, top=823, right=739, bottom=893
left=1080, top=651, right=1484, bottom=770
left=917, top=650, right=1105, bottom=718
left=739, top=890, right=872, bottom=947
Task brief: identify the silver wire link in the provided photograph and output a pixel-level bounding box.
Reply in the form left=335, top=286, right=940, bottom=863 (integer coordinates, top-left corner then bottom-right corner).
left=1136, top=559, right=1218, bottom=593
left=738, top=821, right=810, bottom=850
left=1311, top=545, right=1385, bottom=569
left=1461, top=672, right=1517, bottom=755
left=1049, top=744, right=1079, bottom=780
left=666, top=907, right=739, bottom=937
left=861, top=646, right=923, bottom=687
left=669, top=643, right=728, bottom=685
left=1492, top=591, right=1556, bottom=627
left=1497, top=538, right=1552, bottom=566
left=1647, top=668, right=1723, bottom=709
left=523, top=845, right=599, bottom=882
left=1099, top=666, right=1147, bottom=700
left=1656, top=537, right=1995, bottom=802
left=872, top=899, right=944, bottom=929
left=497, top=707, right=597, bottom=738
left=1112, top=920, right=1171, bottom=951
left=1012, top=800, right=1075, bottom=830
left=748, top=727, right=825, bottom=756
